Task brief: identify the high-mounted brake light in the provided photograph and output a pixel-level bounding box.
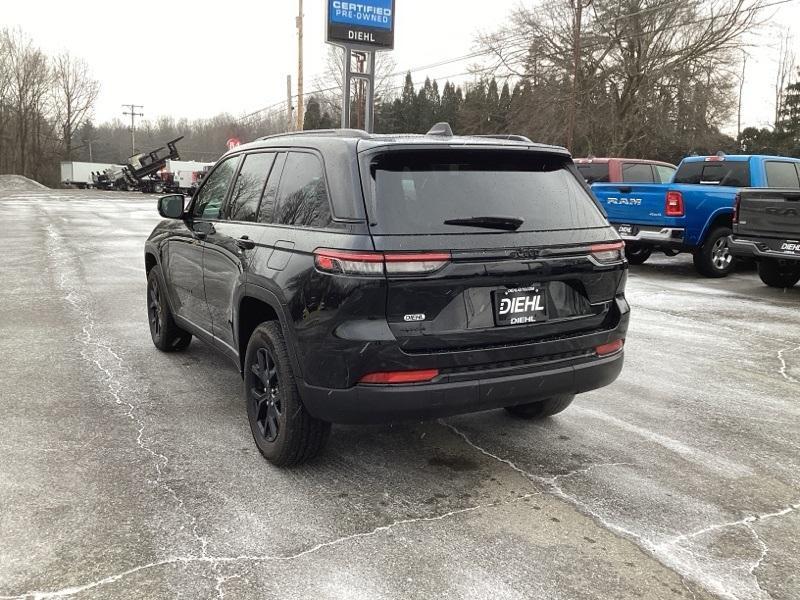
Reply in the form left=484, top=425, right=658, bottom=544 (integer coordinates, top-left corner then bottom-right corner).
left=314, top=249, right=450, bottom=276
left=590, top=241, right=625, bottom=263
left=595, top=339, right=624, bottom=357
left=359, top=369, right=440, bottom=384
left=732, top=193, right=741, bottom=224
left=665, top=190, right=684, bottom=217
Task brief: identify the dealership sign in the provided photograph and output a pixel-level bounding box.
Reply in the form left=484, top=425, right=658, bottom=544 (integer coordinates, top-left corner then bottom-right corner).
left=327, top=0, right=395, bottom=50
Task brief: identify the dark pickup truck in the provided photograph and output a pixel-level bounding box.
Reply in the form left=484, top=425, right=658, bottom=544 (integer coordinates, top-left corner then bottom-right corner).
left=729, top=188, right=800, bottom=288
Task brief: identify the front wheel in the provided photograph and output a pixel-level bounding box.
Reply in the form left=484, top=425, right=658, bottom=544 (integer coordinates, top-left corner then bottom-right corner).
left=758, top=259, right=800, bottom=288
left=244, top=322, right=331, bottom=466
left=147, top=267, right=192, bottom=351
left=505, top=394, right=576, bottom=419
left=625, top=246, right=652, bottom=265
left=693, top=227, right=735, bottom=278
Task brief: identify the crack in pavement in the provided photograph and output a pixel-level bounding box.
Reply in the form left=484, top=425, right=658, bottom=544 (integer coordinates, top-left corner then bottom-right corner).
left=0, top=493, right=538, bottom=599
left=634, top=304, right=800, bottom=388
left=776, top=345, right=800, bottom=383
left=442, top=420, right=800, bottom=600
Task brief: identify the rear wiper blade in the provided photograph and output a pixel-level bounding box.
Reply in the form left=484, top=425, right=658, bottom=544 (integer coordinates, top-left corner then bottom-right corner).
left=442, top=216, right=524, bottom=231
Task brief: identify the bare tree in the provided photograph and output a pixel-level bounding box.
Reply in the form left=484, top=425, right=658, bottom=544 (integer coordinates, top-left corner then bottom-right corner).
left=774, top=28, right=795, bottom=127
left=51, top=52, right=99, bottom=160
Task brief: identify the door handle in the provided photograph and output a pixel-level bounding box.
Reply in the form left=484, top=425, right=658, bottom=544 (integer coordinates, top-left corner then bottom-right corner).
left=236, top=235, right=256, bottom=250
left=619, top=186, right=632, bottom=193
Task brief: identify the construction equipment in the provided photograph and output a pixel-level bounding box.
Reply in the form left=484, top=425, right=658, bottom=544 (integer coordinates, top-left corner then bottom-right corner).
left=94, top=136, right=184, bottom=193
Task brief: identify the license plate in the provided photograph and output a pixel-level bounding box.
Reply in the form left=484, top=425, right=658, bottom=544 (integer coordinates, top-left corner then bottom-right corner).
left=779, top=240, right=800, bottom=255
left=493, top=287, right=548, bottom=326
left=617, top=224, right=635, bottom=237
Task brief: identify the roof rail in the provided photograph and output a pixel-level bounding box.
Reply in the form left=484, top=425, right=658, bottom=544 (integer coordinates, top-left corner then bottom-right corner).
left=471, top=134, right=533, bottom=143
left=257, top=128, right=371, bottom=141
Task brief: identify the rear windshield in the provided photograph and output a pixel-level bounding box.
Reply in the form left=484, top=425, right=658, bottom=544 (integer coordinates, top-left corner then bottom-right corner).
left=363, top=150, right=609, bottom=235
left=673, top=160, right=750, bottom=187
left=576, top=163, right=610, bottom=183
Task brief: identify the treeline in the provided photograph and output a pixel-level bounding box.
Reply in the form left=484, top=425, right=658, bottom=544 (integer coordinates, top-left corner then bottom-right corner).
left=308, top=0, right=800, bottom=164
left=0, top=28, right=99, bottom=185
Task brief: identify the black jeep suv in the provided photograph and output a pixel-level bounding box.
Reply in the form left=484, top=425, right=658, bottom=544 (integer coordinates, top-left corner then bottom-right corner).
left=145, top=126, right=629, bottom=466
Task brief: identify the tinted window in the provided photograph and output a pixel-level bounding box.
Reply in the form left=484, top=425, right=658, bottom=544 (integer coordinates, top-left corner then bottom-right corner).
left=273, top=152, right=332, bottom=228
left=227, top=153, right=275, bottom=221
left=622, top=163, right=655, bottom=183
left=576, top=163, right=609, bottom=183
left=673, top=160, right=750, bottom=187
left=193, top=156, right=239, bottom=219
left=364, top=150, right=608, bottom=235
left=655, top=165, right=676, bottom=183
left=765, top=161, right=800, bottom=188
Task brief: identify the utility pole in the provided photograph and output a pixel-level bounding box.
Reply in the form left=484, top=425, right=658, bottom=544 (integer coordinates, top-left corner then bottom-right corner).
left=122, top=103, right=144, bottom=157
left=82, top=138, right=97, bottom=162
left=286, top=74, right=294, bottom=132
left=296, top=0, right=304, bottom=130
left=737, top=53, right=747, bottom=141
left=566, top=0, right=590, bottom=151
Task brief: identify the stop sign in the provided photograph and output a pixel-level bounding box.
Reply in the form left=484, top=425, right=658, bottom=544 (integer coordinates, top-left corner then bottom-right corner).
left=226, top=137, right=241, bottom=151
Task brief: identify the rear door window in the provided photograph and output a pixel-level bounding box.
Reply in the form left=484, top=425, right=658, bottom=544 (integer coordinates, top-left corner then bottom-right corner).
left=576, top=163, right=609, bottom=183
left=273, top=152, right=333, bottom=228
left=226, top=152, right=276, bottom=222
left=193, top=156, right=240, bottom=219
left=622, top=163, right=655, bottom=183
left=673, top=160, right=750, bottom=187
left=765, top=161, right=800, bottom=188
left=363, top=150, right=608, bottom=235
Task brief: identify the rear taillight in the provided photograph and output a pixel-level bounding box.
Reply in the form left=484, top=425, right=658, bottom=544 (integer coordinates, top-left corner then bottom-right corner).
left=665, top=191, right=684, bottom=217
left=732, top=193, right=741, bottom=224
left=595, top=339, right=624, bottom=357
left=590, top=241, right=625, bottom=263
left=359, top=369, right=440, bottom=384
left=314, top=249, right=450, bottom=276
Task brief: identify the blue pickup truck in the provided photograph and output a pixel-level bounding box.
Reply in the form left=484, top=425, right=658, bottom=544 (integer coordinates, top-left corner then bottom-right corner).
left=591, top=154, right=800, bottom=277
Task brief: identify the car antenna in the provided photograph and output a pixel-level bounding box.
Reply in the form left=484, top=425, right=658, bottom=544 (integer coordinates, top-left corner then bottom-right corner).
left=427, top=122, right=453, bottom=137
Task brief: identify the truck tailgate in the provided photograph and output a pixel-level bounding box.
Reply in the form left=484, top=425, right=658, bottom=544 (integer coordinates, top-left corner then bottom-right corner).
left=736, top=188, right=800, bottom=238
left=591, top=183, right=669, bottom=225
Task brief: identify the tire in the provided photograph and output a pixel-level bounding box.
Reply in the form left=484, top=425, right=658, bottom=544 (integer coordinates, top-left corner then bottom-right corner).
left=147, top=267, right=192, bottom=351
left=625, top=246, right=652, bottom=265
left=757, top=259, right=800, bottom=288
left=244, top=322, right=331, bottom=466
left=505, top=394, right=576, bottom=419
left=693, top=227, right=735, bottom=278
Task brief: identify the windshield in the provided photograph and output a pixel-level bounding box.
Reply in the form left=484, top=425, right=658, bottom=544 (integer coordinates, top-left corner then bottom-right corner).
left=673, top=160, right=750, bottom=187
left=363, top=150, right=608, bottom=235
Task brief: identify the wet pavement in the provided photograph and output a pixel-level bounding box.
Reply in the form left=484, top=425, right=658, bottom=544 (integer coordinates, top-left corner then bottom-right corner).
left=0, top=189, right=798, bottom=600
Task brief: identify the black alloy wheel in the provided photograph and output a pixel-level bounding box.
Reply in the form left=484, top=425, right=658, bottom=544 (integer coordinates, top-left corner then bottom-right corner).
left=249, top=347, right=283, bottom=443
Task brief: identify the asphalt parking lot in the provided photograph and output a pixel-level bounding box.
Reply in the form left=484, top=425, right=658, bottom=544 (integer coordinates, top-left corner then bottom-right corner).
left=1, top=188, right=798, bottom=600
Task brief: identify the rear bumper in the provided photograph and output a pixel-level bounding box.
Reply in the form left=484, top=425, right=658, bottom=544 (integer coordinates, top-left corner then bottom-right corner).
left=614, top=224, right=685, bottom=248
left=728, top=235, right=800, bottom=262
left=299, top=350, right=624, bottom=424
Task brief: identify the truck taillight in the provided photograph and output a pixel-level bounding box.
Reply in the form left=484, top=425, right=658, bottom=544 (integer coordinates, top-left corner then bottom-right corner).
left=665, top=191, right=684, bottom=217
left=590, top=241, right=625, bottom=263
left=314, top=249, right=450, bottom=276
left=732, top=193, right=741, bottom=224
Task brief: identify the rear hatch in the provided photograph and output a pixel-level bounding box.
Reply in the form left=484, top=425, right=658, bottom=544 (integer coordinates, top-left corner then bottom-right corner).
left=736, top=188, right=800, bottom=246
left=358, top=147, right=625, bottom=353
left=590, top=182, right=670, bottom=226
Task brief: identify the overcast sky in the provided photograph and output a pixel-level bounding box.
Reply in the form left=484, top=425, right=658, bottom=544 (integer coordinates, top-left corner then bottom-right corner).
left=4, top=0, right=800, bottom=136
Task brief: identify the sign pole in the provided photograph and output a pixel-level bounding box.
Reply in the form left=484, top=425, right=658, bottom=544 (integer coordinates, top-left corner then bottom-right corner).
left=327, top=0, right=394, bottom=134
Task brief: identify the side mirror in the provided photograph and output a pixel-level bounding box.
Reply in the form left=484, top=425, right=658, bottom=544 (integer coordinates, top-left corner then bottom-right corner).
left=158, top=194, right=185, bottom=219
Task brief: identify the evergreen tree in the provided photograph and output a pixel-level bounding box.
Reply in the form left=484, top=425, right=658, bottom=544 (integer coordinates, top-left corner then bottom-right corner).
left=399, top=72, right=419, bottom=132
left=303, top=97, right=323, bottom=130
left=486, top=78, right=500, bottom=133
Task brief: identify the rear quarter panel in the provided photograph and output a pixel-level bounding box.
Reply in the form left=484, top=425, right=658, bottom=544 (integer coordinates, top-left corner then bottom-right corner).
left=672, top=184, right=738, bottom=245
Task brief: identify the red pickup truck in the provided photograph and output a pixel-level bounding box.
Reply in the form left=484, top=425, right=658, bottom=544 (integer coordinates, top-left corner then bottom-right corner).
left=575, top=157, right=677, bottom=184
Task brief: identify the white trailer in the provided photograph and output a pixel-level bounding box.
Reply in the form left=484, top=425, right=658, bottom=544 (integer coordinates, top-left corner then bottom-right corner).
left=61, top=161, right=123, bottom=188
left=164, top=160, right=215, bottom=193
